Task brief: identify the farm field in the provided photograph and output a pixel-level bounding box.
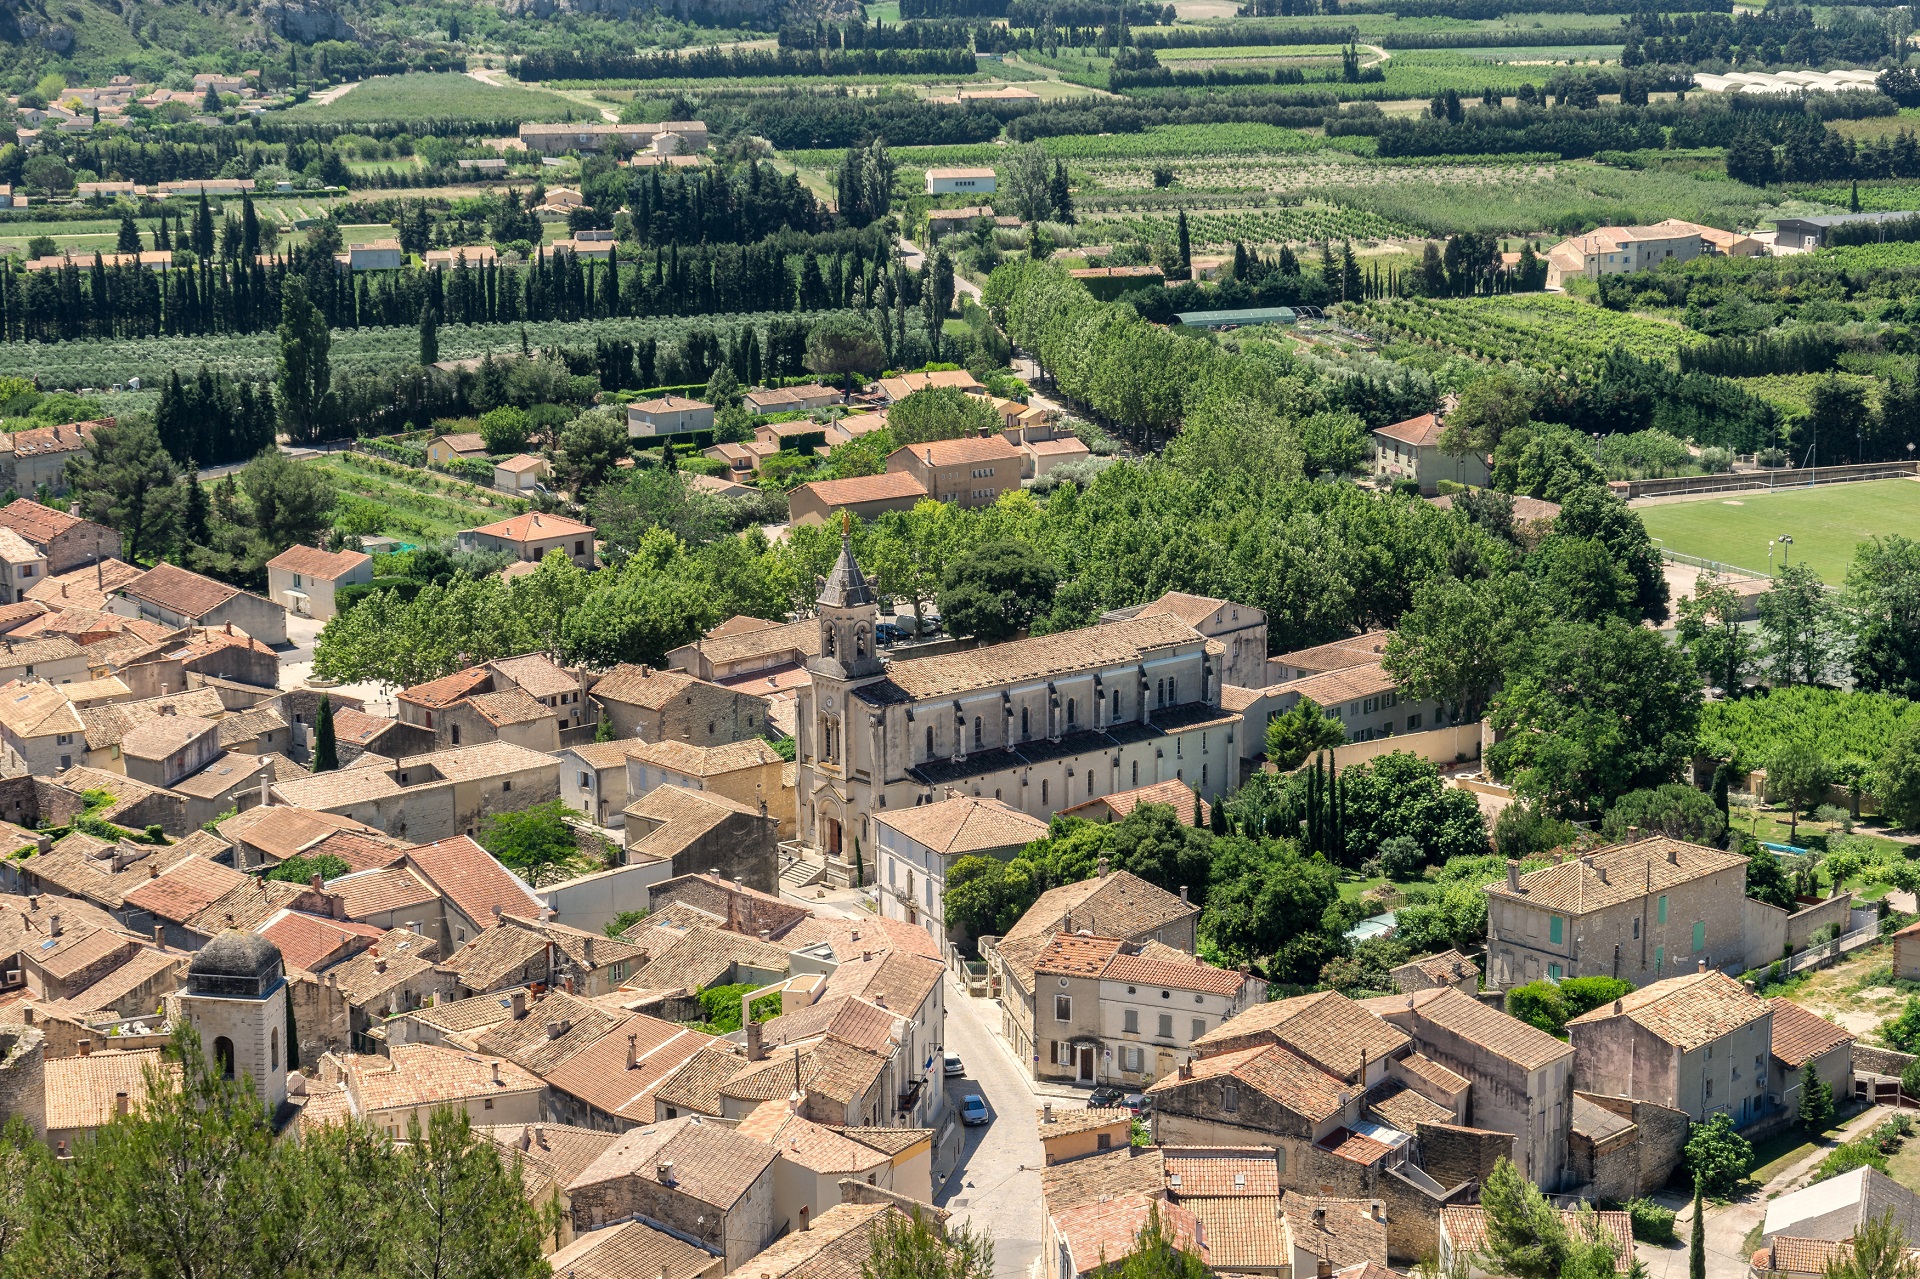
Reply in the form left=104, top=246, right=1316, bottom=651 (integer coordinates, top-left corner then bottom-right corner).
left=1341, top=293, right=1700, bottom=377
left=281, top=72, right=586, bottom=124
left=1637, top=478, right=1920, bottom=582
left=1079, top=203, right=1423, bottom=246
left=312, top=452, right=524, bottom=543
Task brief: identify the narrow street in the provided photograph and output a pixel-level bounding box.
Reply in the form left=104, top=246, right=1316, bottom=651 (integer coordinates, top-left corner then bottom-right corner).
left=940, top=973, right=1047, bottom=1279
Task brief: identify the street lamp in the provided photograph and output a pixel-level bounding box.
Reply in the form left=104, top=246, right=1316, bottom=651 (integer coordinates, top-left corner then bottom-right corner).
left=1779, top=534, right=1793, bottom=569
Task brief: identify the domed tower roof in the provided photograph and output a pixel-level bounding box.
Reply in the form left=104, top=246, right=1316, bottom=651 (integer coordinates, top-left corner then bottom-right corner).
left=185, top=930, right=285, bottom=999
left=817, top=524, right=874, bottom=610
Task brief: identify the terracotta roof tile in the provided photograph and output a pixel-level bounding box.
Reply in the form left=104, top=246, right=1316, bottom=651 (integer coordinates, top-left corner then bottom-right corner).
left=1061, top=779, right=1211, bottom=827
left=119, top=855, right=249, bottom=923
left=1003, top=871, right=1197, bottom=948
left=1054, top=1193, right=1206, bottom=1276
left=793, top=472, right=927, bottom=507
left=864, top=613, right=1203, bottom=703
left=542, top=1014, right=706, bottom=1124
left=117, top=563, right=243, bottom=618
left=1565, top=970, right=1768, bottom=1051
left=544, top=1219, right=719, bottom=1279
left=1362, top=987, right=1572, bottom=1071
left=468, top=512, right=594, bottom=542
left=626, top=737, right=783, bottom=778
left=875, top=796, right=1048, bottom=856
left=1194, top=990, right=1410, bottom=1080
left=1185, top=1196, right=1284, bottom=1271
left=654, top=1043, right=746, bottom=1117
left=405, top=836, right=542, bottom=929
left=569, top=1113, right=776, bottom=1208
left=1162, top=1148, right=1282, bottom=1196
left=488, top=654, right=580, bottom=701
left=1770, top=999, right=1854, bottom=1068
left=26, top=559, right=145, bottom=611
left=346, top=1043, right=543, bottom=1113
left=328, top=866, right=440, bottom=919
left=399, top=666, right=494, bottom=710
left=1102, top=950, right=1247, bottom=997
left=43, top=1047, right=178, bottom=1133
left=722, top=1201, right=901, bottom=1279
left=1282, top=1194, right=1389, bottom=1270
left=266, top=545, right=371, bottom=580
left=0, top=498, right=85, bottom=544
left=1036, top=1106, right=1133, bottom=1140
left=1486, top=838, right=1749, bottom=914
left=1373, top=414, right=1444, bottom=448
left=1443, top=1207, right=1633, bottom=1272
left=1146, top=1043, right=1350, bottom=1126
left=1269, top=632, right=1393, bottom=676
left=1042, top=1145, right=1166, bottom=1213
left=254, top=910, right=388, bottom=972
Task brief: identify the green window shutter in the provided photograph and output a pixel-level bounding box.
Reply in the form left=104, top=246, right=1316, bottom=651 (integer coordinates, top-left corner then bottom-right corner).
left=1549, top=916, right=1563, bottom=945
left=1693, top=920, right=1706, bottom=952
left=1655, top=945, right=1664, bottom=972
left=1548, top=963, right=1563, bottom=981
left=1658, top=895, right=1668, bottom=924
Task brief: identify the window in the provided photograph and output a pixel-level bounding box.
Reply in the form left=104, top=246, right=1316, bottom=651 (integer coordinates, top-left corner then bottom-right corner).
left=1123, top=1045, right=1143, bottom=1071
left=1657, top=895, right=1668, bottom=924
left=1654, top=945, right=1664, bottom=972
left=1049, top=1041, right=1059, bottom=1065
left=1693, top=920, right=1706, bottom=953
left=1167, top=677, right=1177, bottom=704
left=611, top=961, right=629, bottom=982
left=1067, top=698, right=1076, bottom=728
left=1041, top=779, right=1049, bottom=805
left=1157, top=1014, right=1173, bottom=1038
left=1632, top=918, right=1640, bottom=940
left=1548, top=963, right=1563, bottom=980
left=1201, top=764, right=1207, bottom=788
left=1156, top=679, right=1165, bottom=708
left=973, top=717, right=982, bottom=749
left=450, top=724, right=461, bottom=745
left=213, top=1036, right=235, bottom=1081
left=270, top=1029, right=279, bottom=1071
left=1191, top=1018, right=1206, bottom=1039
left=1548, top=916, right=1563, bottom=945
left=1407, top=713, right=1422, bottom=730
left=1223, top=1085, right=1239, bottom=1112
left=926, top=726, right=935, bottom=758
left=1022, top=706, right=1030, bottom=739
left=1131, top=761, right=1139, bottom=786
left=484, top=1097, right=495, bottom=1111
left=1124, top=1009, right=1139, bottom=1033
left=1055, top=995, right=1071, bottom=1021
left=1096, top=1132, right=1112, bottom=1150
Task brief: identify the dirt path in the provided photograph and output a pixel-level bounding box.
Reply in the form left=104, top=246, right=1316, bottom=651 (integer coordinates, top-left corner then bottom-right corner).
left=308, top=79, right=362, bottom=107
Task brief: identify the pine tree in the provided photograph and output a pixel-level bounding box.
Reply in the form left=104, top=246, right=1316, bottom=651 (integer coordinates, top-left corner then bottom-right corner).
left=116, top=215, right=141, bottom=256
left=181, top=473, right=210, bottom=548
left=313, top=694, right=339, bottom=772
left=1798, top=1063, right=1835, bottom=1134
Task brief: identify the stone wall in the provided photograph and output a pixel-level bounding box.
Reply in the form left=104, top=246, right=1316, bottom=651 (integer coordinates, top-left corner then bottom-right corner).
left=1567, top=1094, right=1689, bottom=1202
left=567, top=1157, right=777, bottom=1270
left=0, top=1025, right=44, bottom=1138
left=1418, top=1123, right=1514, bottom=1190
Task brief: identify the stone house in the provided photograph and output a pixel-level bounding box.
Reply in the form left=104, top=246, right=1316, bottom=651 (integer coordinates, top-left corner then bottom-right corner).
left=119, top=714, right=222, bottom=788
left=0, top=420, right=101, bottom=497
left=1370, top=414, right=1488, bottom=497
left=267, top=741, right=562, bottom=845
left=0, top=680, right=87, bottom=775
left=624, top=738, right=790, bottom=837
left=0, top=500, right=118, bottom=575
left=588, top=664, right=774, bottom=745
left=1769, top=999, right=1854, bottom=1123
left=1566, top=969, right=1774, bottom=1129
left=622, top=786, right=780, bottom=896
left=334, top=1043, right=543, bottom=1134
left=1361, top=987, right=1576, bottom=1190
left=1483, top=836, right=1755, bottom=990
left=1098, top=946, right=1267, bottom=1089
left=788, top=472, right=928, bottom=528
left=875, top=794, right=1049, bottom=957
left=1037, top=1104, right=1133, bottom=1166
left=1567, top=1092, right=1689, bottom=1203
left=559, top=740, right=641, bottom=827
left=107, top=563, right=287, bottom=646
left=1389, top=951, right=1479, bottom=996
left=627, top=396, right=715, bottom=438
left=564, top=1114, right=780, bottom=1270
left=1145, top=1041, right=1365, bottom=1169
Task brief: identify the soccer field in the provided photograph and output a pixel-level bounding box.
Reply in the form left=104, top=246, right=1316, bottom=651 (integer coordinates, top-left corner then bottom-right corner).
left=1636, top=477, right=1920, bottom=583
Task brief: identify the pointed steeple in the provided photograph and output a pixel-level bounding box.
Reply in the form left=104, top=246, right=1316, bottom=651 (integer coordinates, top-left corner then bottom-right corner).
left=817, top=513, right=874, bottom=610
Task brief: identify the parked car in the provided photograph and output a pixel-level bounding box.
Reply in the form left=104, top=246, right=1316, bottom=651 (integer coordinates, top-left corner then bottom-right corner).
left=944, top=1052, right=965, bottom=1077
left=960, top=1094, right=990, bottom=1125
left=1087, top=1085, right=1127, bottom=1109
left=1123, top=1093, right=1149, bottom=1115
left=876, top=621, right=911, bottom=645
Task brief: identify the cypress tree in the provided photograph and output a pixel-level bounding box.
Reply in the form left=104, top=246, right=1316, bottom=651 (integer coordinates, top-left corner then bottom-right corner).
left=418, top=305, right=439, bottom=367
left=181, top=474, right=210, bottom=548
left=117, top=215, right=142, bottom=256
left=313, top=694, right=339, bottom=772
left=1690, top=1178, right=1705, bottom=1279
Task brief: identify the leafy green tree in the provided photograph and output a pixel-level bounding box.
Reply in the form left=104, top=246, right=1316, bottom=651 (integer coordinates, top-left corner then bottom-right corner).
left=1881, top=719, right=1920, bottom=832
left=478, top=406, right=529, bottom=455
left=938, top=539, right=1059, bottom=644
left=1201, top=836, right=1340, bottom=973
left=603, top=909, right=647, bottom=938
left=1504, top=980, right=1568, bottom=1034
left=1799, top=1063, right=1836, bottom=1134
left=64, top=417, right=181, bottom=564
left=1493, top=801, right=1576, bottom=858
left=561, top=552, right=720, bottom=668
left=704, top=364, right=742, bottom=409
left=1760, top=563, right=1846, bottom=688
left=557, top=409, right=628, bottom=491
left=1600, top=784, right=1727, bottom=845
left=889, top=386, right=1001, bottom=446
left=1479, top=1156, right=1571, bottom=1279
left=1883, top=996, right=1920, bottom=1052
left=1104, top=1200, right=1209, bottom=1279
left=267, top=853, right=352, bottom=884
left=861, top=1206, right=994, bottom=1279
left=276, top=277, right=335, bottom=444
left=1561, top=975, right=1633, bottom=1017
left=1746, top=844, right=1796, bottom=910
left=1001, top=141, right=1053, bottom=224
left=1684, top=1113, right=1753, bottom=1197
left=241, top=448, right=337, bottom=553
left=1383, top=574, right=1542, bottom=724
left=1768, top=744, right=1832, bottom=843
left=479, top=800, right=578, bottom=887
left=1488, top=620, right=1701, bottom=818
left=1439, top=373, right=1538, bottom=456
left=1677, top=574, right=1759, bottom=695
left=1337, top=751, right=1489, bottom=866
left=1491, top=421, right=1607, bottom=502
left=589, top=470, right=733, bottom=556
left=1848, top=536, right=1920, bottom=700
left=1550, top=486, right=1670, bottom=624
left=1527, top=534, right=1638, bottom=624
left=1103, top=804, right=1214, bottom=905
left=1264, top=697, right=1345, bottom=770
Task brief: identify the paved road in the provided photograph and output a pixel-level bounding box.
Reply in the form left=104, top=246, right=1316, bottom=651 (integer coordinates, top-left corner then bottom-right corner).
left=940, top=975, right=1047, bottom=1279
left=895, top=236, right=985, bottom=304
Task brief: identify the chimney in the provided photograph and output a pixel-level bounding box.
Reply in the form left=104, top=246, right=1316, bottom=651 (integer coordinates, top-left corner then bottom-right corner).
left=863, top=950, right=872, bottom=962
left=1312, top=1207, right=1326, bottom=1229
left=114, top=1092, right=129, bottom=1117
left=152, top=926, right=164, bottom=946
left=1317, top=1261, right=1332, bottom=1279
left=491, top=1060, right=502, bottom=1085
left=1697, top=959, right=1707, bottom=973
left=259, top=774, right=271, bottom=809
left=1594, top=864, right=1608, bottom=885
left=1666, top=846, right=1678, bottom=865
left=1179, top=886, right=1188, bottom=903
left=746, top=1019, right=765, bottom=1062
left=159, top=704, right=174, bottom=716
left=310, top=874, right=324, bottom=892
left=626, top=1033, right=639, bottom=1069
left=147, top=862, right=159, bottom=878
left=225, top=622, right=232, bottom=636
left=511, top=990, right=528, bottom=1019
left=374, top=953, right=386, bottom=974
left=759, top=929, right=771, bottom=942
left=799, top=1206, right=810, bottom=1232
left=1505, top=860, right=1521, bottom=890
left=48, top=914, right=61, bottom=937
left=26, top=896, right=36, bottom=912
left=1178, top=1059, right=1192, bottom=1080
left=78, top=1039, right=91, bottom=1056
left=656, top=1161, right=676, bottom=1186
left=330, top=893, right=345, bottom=921
left=1627, top=825, right=1642, bottom=842
left=1613, top=998, right=1623, bottom=1013
left=545, top=1021, right=562, bottom=1040
left=1043, top=1102, right=1053, bottom=1123
left=1370, top=1201, right=1384, bottom=1223
left=534, top=1125, right=546, bottom=1148
left=18, top=1009, right=28, bottom=1026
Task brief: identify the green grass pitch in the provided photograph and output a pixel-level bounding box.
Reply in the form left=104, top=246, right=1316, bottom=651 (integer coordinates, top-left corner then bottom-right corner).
left=1635, top=477, right=1920, bottom=583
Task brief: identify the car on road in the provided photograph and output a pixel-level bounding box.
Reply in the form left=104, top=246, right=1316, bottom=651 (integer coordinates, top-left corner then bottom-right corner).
left=960, top=1094, right=990, bottom=1125
left=944, top=1052, right=965, bottom=1077
left=1087, top=1086, right=1127, bottom=1109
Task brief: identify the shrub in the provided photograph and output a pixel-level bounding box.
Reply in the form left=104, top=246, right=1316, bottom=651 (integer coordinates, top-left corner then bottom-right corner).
left=1377, top=835, right=1425, bottom=880
left=1625, top=1198, right=1676, bottom=1245
left=1816, top=1139, right=1888, bottom=1179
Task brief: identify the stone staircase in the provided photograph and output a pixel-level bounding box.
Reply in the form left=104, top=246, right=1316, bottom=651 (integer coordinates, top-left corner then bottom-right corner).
left=780, top=857, right=824, bottom=891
